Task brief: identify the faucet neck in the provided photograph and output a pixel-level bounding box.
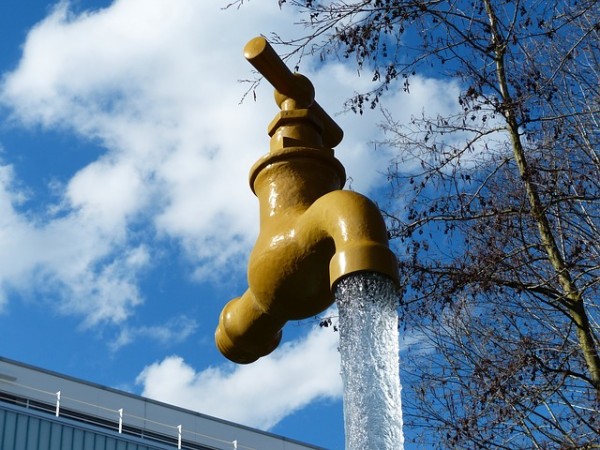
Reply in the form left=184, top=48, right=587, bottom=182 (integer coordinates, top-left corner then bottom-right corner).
left=251, top=74, right=346, bottom=215
left=249, top=148, right=346, bottom=219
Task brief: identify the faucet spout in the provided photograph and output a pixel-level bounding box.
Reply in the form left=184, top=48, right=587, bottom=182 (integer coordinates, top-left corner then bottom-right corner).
left=214, top=37, right=399, bottom=364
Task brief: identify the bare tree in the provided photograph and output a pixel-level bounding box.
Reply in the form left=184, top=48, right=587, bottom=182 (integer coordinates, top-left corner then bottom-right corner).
left=232, top=0, right=600, bottom=447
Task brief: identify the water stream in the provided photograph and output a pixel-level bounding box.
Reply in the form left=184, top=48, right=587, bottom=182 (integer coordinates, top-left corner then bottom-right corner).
left=335, top=272, right=404, bottom=450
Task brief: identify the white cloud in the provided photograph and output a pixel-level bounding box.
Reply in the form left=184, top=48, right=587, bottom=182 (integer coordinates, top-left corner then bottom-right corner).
left=109, top=314, right=198, bottom=352
left=136, top=325, right=342, bottom=430
left=0, top=0, right=463, bottom=329
left=0, top=0, right=283, bottom=324
left=0, top=157, right=148, bottom=325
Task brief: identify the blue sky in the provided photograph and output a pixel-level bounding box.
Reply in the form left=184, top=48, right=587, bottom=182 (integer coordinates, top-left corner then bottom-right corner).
left=0, top=1, right=464, bottom=448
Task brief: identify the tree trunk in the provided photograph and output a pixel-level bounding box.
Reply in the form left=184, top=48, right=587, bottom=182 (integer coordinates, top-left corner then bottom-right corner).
left=484, top=0, right=600, bottom=394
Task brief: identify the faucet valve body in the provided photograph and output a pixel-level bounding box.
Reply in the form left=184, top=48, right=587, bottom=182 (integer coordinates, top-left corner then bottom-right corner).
left=214, top=37, right=399, bottom=364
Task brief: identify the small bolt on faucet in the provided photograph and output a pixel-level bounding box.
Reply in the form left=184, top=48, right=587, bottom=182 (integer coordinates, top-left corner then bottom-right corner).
left=214, top=37, right=399, bottom=364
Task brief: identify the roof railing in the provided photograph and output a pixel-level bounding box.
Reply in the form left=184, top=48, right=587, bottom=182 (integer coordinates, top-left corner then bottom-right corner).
left=0, top=379, right=255, bottom=450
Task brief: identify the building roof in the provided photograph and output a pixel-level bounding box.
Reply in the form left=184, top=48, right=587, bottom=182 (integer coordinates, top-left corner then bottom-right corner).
left=0, top=356, right=327, bottom=450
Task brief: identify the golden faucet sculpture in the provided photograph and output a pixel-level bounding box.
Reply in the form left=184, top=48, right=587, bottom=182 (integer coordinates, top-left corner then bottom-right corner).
left=215, top=37, right=399, bottom=364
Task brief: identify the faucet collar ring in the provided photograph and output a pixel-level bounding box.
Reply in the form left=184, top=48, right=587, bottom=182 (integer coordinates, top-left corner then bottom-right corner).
left=249, top=147, right=346, bottom=194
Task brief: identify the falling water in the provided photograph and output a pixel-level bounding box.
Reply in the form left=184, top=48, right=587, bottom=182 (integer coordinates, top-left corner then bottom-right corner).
left=335, top=272, right=404, bottom=450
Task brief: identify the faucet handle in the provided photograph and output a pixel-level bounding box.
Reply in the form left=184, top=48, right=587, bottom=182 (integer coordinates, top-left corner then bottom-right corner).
left=244, top=36, right=343, bottom=148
